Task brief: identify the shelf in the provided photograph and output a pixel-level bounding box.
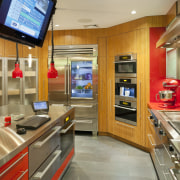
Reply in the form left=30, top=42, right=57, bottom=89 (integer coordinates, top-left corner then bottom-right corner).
left=24, top=88, right=36, bottom=94
left=25, top=71, right=36, bottom=76
left=8, top=89, right=20, bottom=95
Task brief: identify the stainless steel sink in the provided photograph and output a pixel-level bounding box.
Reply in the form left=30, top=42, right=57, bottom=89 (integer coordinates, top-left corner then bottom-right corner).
left=0, top=128, right=25, bottom=158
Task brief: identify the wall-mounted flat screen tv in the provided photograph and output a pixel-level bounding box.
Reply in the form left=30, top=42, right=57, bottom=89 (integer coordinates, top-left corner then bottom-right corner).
left=0, top=0, right=56, bottom=47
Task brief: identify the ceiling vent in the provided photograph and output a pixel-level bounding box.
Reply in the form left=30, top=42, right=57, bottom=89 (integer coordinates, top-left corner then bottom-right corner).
left=84, top=24, right=98, bottom=29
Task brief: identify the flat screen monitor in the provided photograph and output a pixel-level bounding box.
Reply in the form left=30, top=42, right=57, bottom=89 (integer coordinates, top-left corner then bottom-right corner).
left=32, top=101, right=49, bottom=112
left=0, top=0, right=56, bottom=47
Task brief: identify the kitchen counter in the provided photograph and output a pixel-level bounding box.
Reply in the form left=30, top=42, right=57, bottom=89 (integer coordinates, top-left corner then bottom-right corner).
left=0, top=104, right=74, bottom=167
left=148, top=102, right=180, bottom=111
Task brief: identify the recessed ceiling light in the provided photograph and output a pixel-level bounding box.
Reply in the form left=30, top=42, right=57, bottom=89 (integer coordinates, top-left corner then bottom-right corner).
left=55, top=24, right=59, bottom=27
left=131, top=10, right=136, bottom=15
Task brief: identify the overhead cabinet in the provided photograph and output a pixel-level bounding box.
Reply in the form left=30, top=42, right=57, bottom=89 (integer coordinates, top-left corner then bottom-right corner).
left=0, top=57, right=38, bottom=106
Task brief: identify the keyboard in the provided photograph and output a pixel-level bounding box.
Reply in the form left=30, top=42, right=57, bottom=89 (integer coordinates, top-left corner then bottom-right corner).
left=16, top=115, right=51, bottom=130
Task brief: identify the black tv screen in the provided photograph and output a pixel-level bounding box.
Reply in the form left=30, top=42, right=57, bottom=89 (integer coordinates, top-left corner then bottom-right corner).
left=0, top=0, right=56, bottom=47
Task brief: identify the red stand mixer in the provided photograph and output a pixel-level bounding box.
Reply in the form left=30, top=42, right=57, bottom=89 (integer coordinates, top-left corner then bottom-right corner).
left=156, top=79, right=179, bottom=108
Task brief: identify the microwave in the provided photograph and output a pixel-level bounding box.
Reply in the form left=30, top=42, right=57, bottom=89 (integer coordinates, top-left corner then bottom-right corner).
left=115, top=53, right=137, bottom=77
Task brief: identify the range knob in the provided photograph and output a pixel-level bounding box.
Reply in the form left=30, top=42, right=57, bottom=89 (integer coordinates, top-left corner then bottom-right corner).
left=154, top=121, right=158, bottom=127
left=169, top=145, right=174, bottom=152
left=159, top=129, right=164, bottom=135
left=150, top=116, right=153, bottom=119
left=171, top=155, right=177, bottom=162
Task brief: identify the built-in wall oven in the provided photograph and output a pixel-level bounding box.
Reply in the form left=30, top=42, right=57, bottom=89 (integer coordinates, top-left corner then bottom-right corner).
left=114, top=53, right=137, bottom=126
left=115, top=53, right=137, bottom=77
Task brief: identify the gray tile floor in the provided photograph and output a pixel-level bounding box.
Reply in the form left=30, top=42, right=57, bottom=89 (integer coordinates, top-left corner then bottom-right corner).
left=62, top=133, right=158, bottom=180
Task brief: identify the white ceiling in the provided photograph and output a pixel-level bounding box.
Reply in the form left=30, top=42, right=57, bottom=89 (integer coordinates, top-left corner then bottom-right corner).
left=52, top=0, right=176, bottom=30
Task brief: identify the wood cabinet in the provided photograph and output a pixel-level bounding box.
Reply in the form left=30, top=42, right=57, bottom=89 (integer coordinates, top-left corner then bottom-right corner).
left=0, top=147, right=28, bottom=180
left=106, top=29, right=148, bottom=146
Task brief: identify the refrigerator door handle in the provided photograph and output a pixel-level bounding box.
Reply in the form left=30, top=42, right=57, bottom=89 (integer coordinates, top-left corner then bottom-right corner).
left=68, top=64, right=70, bottom=95
left=64, top=65, right=67, bottom=94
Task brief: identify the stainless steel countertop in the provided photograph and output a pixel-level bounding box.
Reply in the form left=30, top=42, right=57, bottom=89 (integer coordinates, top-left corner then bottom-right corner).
left=0, top=104, right=74, bottom=167
left=150, top=109, right=180, bottom=139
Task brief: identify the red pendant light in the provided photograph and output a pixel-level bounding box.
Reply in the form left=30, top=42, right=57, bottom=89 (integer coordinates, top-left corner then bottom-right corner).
left=12, top=43, right=23, bottom=78
left=48, top=17, right=58, bottom=78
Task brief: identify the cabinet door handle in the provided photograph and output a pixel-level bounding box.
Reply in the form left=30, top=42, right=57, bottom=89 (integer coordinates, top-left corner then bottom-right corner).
left=139, top=80, right=141, bottom=120
left=64, top=65, right=67, bottom=94
left=17, top=169, right=28, bottom=180
left=32, top=150, right=61, bottom=179
left=110, top=80, right=112, bottom=112
left=33, top=126, right=61, bottom=148
left=60, top=120, right=76, bottom=134
left=147, top=134, right=156, bottom=146
left=0, top=152, right=28, bottom=177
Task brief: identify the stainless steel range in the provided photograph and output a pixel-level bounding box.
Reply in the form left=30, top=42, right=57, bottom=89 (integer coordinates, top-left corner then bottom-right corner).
left=150, top=110, right=180, bottom=180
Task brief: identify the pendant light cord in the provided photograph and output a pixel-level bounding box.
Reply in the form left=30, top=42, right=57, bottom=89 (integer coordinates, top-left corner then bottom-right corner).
left=16, top=43, right=19, bottom=64
left=51, top=17, right=54, bottom=64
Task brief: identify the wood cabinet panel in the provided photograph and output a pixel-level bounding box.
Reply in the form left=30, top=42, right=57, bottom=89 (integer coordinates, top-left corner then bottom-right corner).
left=4, top=40, right=23, bottom=57
left=22, top=45, right=39, bottom=58
left=38, top=34, right=49, bottom=101
left=166, top=2, right=176, bottom=26
left=98, top=37, right=107, bottom=132
left=0, top=38, right=4, bottom=57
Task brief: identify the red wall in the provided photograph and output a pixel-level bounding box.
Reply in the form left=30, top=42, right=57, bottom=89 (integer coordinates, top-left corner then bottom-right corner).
left=150, top=27, right=166, bottom=102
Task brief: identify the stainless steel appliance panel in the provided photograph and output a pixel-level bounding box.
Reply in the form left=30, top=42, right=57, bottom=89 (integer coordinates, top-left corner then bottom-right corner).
left=60, top=120, right=75, bottom=158
left=29, top=126, right=61, bottom=178
left=31, top=148, right=61, bottom=180
left=48, top=57, right=68, bottom=105
left=48, top=45, right=98, bottom=133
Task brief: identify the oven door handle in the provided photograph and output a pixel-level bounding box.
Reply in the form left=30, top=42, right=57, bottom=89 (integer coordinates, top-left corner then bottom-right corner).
left=169, top=168, right=178, bottom=180
left=114, top=105, right=136, bottom=111
left=60, top=120, right=76, bottom=134
left=114, top=60, right=136, bottom=63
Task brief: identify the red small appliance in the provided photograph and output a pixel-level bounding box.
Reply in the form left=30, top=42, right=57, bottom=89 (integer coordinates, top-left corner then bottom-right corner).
left=156, top=79, right=178, bottom=108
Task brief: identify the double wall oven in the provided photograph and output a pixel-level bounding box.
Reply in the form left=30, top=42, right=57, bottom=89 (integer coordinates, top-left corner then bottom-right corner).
left=114, top=53, right=137, bottom=126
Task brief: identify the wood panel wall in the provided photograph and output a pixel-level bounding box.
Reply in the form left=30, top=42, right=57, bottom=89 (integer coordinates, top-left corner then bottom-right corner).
left=0, top=5, right=176, bottom=148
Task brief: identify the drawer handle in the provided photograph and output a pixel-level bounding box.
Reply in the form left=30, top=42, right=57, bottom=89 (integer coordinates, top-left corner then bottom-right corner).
left=33, top=150, right=61, bottom=179
left=163, top=171, right=170, bottom=180
left=71, top=105, right=93, bottom=108
left=154, top=149, right=165, bottom=166
left=0, top=152, right=28, bottom=177
left=17, top=169, right=28, bottom=180
left=33, top=126, right=61, bottom=148
left=60, top=120, right=76, bottom=134
left=169, top=168, right=178, bottom=180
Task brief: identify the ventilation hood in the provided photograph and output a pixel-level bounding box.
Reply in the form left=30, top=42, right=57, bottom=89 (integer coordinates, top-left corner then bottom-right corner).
left=156, top=1, right=180, bottom=48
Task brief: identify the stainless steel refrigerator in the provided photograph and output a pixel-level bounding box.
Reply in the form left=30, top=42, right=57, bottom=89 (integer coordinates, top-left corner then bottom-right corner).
left=48, top=45, right=98, bottom=135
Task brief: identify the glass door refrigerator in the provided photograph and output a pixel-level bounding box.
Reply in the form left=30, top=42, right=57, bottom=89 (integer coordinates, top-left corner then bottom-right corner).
left=48, top=45, right=98, bottom=135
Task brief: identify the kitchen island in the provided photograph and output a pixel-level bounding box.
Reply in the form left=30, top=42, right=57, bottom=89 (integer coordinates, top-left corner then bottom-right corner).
left=0, top=104, right=75, bottom=180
